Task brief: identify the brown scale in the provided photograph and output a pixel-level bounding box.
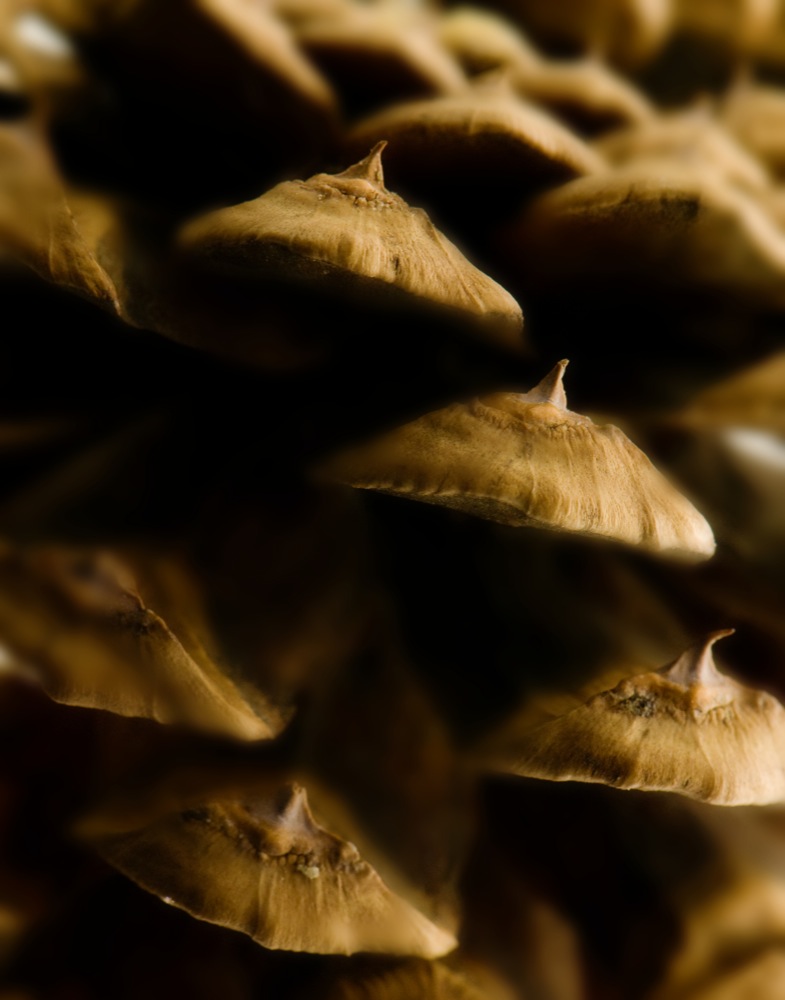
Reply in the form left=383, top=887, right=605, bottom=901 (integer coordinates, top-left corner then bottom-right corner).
left=180, top=144, right=524, bottom=354
left=321, top=360, right=715, bottom=558
left=483, top=630, right=785, bottom=805
left=90, top=782, right=456, bottom=957
left=0, top=540, right=275, bottom=740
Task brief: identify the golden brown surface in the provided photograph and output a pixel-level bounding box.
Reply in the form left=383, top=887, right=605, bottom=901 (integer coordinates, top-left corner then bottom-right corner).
left=0, top=122, right=117, bottom=308
left=96, top=784, right=457, bottom=957
left=181, top=144, right=524, bottom=350
left=0, top=541, right=275, bottom=740
left=487, top=631, right=785, bottom=804
left=325, top=361, right=715, bottom=557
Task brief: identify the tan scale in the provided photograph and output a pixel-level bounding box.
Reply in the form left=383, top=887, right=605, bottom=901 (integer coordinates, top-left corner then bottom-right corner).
left=513, top=59, right=653, bottom=135
left=94, top=782, right=457, bottom=958
left=345, top=77, right=605, bottom=197
left=181, top=144, right=524, bottom=351
left=37, top=0, right=336, bottom=121
left=676, top=351, right=785, bottom=434
left=505, top=160, right=785, bottom=311
left=439, top=7, right=545, bottom=76
left=486, top=630, right=785, bottom=805
left=440, top=8, right=652, bottom=135
left=0, top=541, right=275, bottom=741
left=440, top=6, right=543, bottom=77
left=594, top=109, right=771, bottom=193
left=642, top=801, right=785, bottom=998
left=0, top=122, right=118, bottom=310
left=323, top=360, right=715, bottom=558
left=481, top=0, right=673, bottom=70
left=295, top=1, right=466, bottom=104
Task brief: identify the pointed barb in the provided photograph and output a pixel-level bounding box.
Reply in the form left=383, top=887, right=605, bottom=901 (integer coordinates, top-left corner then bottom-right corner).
left=662, top=629, right=735, bottom=688
left=338, top=141, right=387, bottom=187
left=277, top=782, right=309, bottom=820
left=523, top=359, right=569, bottom=408
left=277, top=782, right=321, bottom=834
